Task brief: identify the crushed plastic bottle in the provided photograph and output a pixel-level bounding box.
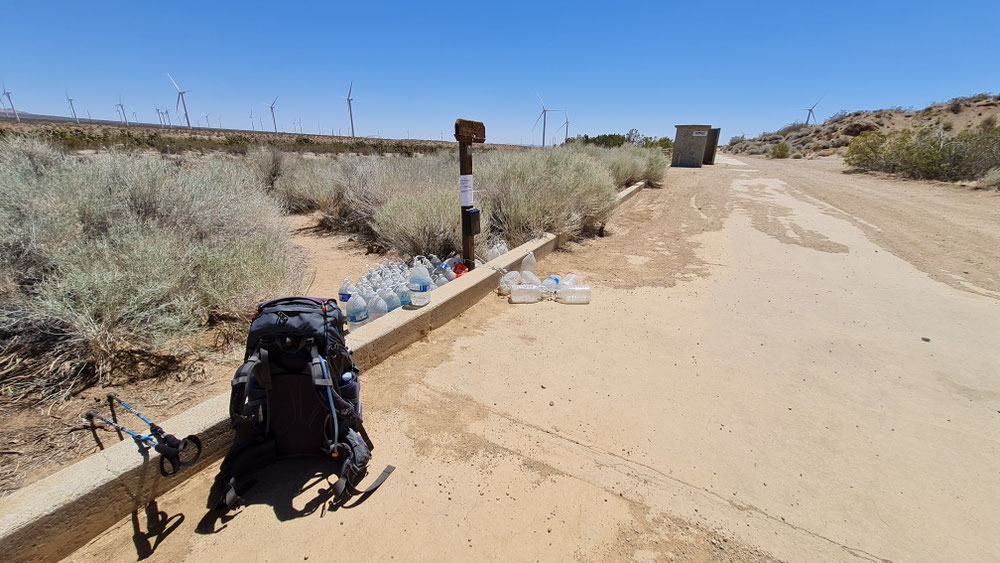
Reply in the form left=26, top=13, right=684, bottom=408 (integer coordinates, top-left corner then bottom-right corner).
left=561, top=273, right=580, bottom=287
left=345, top=293, right=369, bottom=329
left=408, top=265, right=433, bottom=307
left=338, top=277, right=356, bottom=304
left=521, top=251, right=537, bottom=273
left=542, top=275, right=561, bottom=295
left=556, top=284, right=592, bottom=304
left=510, top=284, right=542, bottom=304
left=367, top=293, right=388, bottom=321
left=498, top=271, right=522, bottom=295
left=520, top=270, right=541, bottom=285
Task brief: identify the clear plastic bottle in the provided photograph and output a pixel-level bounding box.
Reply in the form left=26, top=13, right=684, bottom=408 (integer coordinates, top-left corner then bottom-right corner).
left=338, top=277, right=356, bottom=304
left=521, top=251, right=537, bottom=273
left=556, top=284, right=591, bottom=304
left=486, top=245, right=502, bottom=262
left=345, top=293, right=369, bottom=329
left=368, top=294, right=388, bottom=320
left=562, top=273, right=580, bottom=287
left=510, top=284, right=542, bottom=304
left=408, top=265, right=433, bottom=307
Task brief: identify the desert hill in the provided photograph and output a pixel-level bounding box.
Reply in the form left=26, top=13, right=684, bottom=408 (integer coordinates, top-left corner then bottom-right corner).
left=728, top=93, right=1000, bottom=157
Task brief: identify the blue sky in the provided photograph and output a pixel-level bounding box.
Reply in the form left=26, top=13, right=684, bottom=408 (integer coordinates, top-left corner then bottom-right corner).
left=3, top=0, right=997, bottom=144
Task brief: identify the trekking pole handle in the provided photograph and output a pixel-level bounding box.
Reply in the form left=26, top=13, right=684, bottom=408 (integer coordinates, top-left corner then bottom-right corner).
left=106, top=392, right=154, bottom=425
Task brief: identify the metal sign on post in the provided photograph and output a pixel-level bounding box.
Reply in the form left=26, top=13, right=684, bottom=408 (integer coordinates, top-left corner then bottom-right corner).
left=455, top=119, right=485, bottom=270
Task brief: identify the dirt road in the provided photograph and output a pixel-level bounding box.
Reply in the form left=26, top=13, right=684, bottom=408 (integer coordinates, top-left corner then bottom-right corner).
left=67, top=156, right=1000, bottom=562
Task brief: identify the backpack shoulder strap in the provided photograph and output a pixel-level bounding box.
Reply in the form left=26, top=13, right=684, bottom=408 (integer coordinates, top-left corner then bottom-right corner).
left=230, top=347, right=272, bottom=432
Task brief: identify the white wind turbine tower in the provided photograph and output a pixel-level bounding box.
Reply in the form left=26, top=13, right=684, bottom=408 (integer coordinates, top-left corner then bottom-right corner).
left=344, top=82, right=355, bottom=137
left=266, top=97, right=278, bottom=132
left=0, top=94, right=8, bottom=118
left=803, top=94, right=825, bottom=126
left=249, top=108, right=255, bottom=131
left=116, top=97, right=129, bottom=125
left=66, top=93, right=80, bottom=124
left=167, top=73, right=192, bottom=128
left=2, top=83, right=20, bottom=122
left=204, top=113, right=211, bottom=128
left=155, top=106, right=163, bottom=126
left=164, top=109, right=172, bottom=128
left=553, top=110, right=570, bottom=143
left=532, top=91, right=561, bottom=147
left=131, top=107, right=137, bottom=124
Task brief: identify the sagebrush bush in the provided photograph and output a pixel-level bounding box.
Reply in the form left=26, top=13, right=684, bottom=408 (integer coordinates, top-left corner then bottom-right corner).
left=295, top=148, right=618, bottom=256
left=978, top=167, right=1000, bottom=189
left=771, top=143, right=791, bottom=159
left=274, top=155, right=343, bottom=213
left=845, top=125, right=1000, bottom=181
left=0, top=138, right=301, bottom=402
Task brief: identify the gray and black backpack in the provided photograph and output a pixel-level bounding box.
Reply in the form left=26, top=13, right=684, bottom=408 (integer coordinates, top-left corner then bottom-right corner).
left=212, top=296, right=393, bottom=510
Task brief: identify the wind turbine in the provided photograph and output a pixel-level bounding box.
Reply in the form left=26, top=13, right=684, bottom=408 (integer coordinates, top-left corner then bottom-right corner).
left=155, top=106, right=163, bottom=126
left=344, top=82, right=355, bottom=137
left=204, top=112, right=210, bottom=128
left=2, top=83, right=20, bottom=122
left=249, top=108, right=255, bottom=131
left=532, top=92, right=561, bottom=147
left=218, top=116, right=222, bottom=129
left=0, top=94, right=8, bottom=118
left=163, top=108, right=172, bottom=128
left=66, top=93, right=79, bottom=124
left=266, top=97, right=278, bottom=132
left=116, top=97, right=129, bottom=125
left=803, top=94, right=825, bottom=126
left=131, top=107, right=137, bottom=124
left=167, top=73, right=192, bottom=128
left=554, top=111, right=570, bottom=143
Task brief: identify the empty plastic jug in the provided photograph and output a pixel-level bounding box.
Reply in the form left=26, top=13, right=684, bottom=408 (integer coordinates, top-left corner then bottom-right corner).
left=520, top=270, right=541, bottom=285
left=556, top=284, right=592, bottom=304
left=521, top=251, right=537, bottom=273
left=510, top=284, right=542, bottom=304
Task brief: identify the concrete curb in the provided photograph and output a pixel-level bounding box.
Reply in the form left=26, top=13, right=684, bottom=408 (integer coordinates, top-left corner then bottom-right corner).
left=0, top=181, right=645, bottom=562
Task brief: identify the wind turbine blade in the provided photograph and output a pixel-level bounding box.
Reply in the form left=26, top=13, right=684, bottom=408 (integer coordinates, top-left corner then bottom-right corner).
left=271, top=96, right=278, bottom=107
left=167, top=73, right=180, bottom=91
left=347, top=81, right=353, bottom=98
left=536, top=90, right=545, bottom=108
left=531, top=110, right=544, bottom=131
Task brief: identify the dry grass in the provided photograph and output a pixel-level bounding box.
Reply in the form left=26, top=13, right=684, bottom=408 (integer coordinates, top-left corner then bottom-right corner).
left=0, top=137, right=302, bottom=404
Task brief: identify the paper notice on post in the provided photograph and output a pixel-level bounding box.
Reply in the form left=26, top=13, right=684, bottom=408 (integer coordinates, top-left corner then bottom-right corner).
left=460, top=174, right=474, bottom=206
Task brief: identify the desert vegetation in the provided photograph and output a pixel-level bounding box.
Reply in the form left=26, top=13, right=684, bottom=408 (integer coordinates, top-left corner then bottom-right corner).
left=0, top=137, right=302, bottom=403
left=0, top=136, right=667, bottom=404
left=844, top=124, right=1000, bottom=185
left=727, top=92, right=1000, bottom=159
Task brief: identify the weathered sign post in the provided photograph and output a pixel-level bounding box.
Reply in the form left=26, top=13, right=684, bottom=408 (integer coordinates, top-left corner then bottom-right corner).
left=454, top=118, right=485, bottom=270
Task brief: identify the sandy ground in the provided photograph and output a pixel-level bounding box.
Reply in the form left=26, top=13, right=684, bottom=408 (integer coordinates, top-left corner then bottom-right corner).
left=65, top=156, right=1000, bottom=562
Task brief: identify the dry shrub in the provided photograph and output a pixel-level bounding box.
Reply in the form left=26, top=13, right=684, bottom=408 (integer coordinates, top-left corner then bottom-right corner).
left=0, top=139, right=301, bottom=403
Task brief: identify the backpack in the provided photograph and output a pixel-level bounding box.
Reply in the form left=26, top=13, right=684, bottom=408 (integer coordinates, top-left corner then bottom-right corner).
left=212, top=296, right=394, bottom=511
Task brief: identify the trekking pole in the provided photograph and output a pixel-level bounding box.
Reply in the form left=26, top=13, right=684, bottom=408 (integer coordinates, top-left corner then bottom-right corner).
left=85, top=393, right=203, bottom=476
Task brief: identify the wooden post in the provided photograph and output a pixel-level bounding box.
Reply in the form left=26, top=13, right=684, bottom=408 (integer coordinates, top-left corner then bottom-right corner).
left=454, top=119, right=485, bottom=270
